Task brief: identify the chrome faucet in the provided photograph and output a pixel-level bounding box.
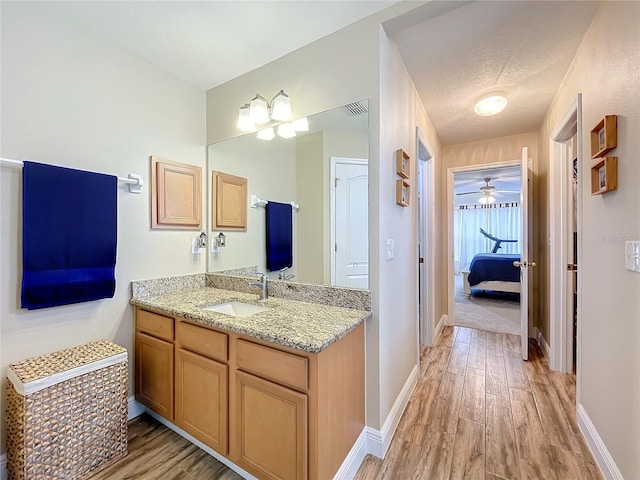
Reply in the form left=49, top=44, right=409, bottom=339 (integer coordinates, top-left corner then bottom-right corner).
left=278, top=267, right=295, bottom=281
left=249, top=272, right=268, bottom=300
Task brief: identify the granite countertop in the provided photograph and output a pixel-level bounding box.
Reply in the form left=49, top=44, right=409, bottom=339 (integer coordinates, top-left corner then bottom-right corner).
left=131, top=287, right=370, bottom=353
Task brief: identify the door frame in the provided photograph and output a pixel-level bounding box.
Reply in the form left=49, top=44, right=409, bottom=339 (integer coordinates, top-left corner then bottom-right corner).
left=549, top=94, right=583, bottom=379
left=416, top=128, right=437, bottom=347
left=446, top=159, right=523, bottom=329
left=330, top=157, right=368, bottom=286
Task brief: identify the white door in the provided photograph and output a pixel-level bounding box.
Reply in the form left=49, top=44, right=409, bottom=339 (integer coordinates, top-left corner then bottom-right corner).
left=519, top=147, right=531, bottom=360
left=333, top=161, right=368, bottom=288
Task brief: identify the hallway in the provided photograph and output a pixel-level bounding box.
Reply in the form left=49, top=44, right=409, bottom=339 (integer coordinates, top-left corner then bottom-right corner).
left=354, top=326, right=602, bottom=479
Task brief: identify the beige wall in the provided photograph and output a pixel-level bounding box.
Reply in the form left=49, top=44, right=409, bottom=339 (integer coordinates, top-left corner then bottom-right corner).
left=0, top=3, right=206, bottom=453
left=205, top=1, right=437, bottom=430
left=537, top=2, right=640, bottom=477
left=378, top=25, right=442, bottom=418
left=441, top=132, right=540, bottom=331
left=296, top=132, right=324, bottom=283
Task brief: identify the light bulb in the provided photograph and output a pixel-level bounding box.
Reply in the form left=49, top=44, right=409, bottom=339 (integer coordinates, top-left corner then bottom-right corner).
left=236, top=104, right=255, bottom=132
left=271, top=90, right=292, bottom=121
left=276, top=123, right=296, bottom=139
left=256, top=127, right=275, bottom=141
left=249, top=94, right=270, bottom=125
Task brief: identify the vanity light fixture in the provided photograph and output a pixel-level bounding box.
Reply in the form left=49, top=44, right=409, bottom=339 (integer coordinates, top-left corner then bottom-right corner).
left=474, top=92, right=508, bottom=117
left=238, top=89, right=293, bottom=130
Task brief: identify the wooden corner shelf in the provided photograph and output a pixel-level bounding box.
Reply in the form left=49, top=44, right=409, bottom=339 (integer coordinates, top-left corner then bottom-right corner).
left=590, top=115, right=617, bottom=159
left=396, top=179, right=410, bottom=207
left=591, top=157, right=617, bottom=195
left=395, top=149, right=410, bottom=179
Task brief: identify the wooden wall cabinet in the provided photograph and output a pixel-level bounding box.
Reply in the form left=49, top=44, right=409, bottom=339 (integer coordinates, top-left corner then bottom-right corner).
left=212, top=171, right=247, bottom=231
left=151, top=156, right=202, bottom=229
left=134, top=307, right=365, bottom=480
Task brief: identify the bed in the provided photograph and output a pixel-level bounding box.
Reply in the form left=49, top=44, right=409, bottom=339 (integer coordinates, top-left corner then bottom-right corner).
left=462, top=253, right=521, bottom=298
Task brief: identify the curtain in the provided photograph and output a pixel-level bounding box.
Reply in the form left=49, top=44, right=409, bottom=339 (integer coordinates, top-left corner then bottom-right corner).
left=454, top=203, right=521, bottom=274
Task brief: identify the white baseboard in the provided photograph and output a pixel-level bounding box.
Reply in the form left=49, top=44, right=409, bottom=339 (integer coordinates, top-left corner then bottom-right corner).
left=333, top=427, right=368, bottom=479
left=576, top=403, right=622, bottom=480
left=0, top=454, right=6, bottom=480
left=533, top=327, right=551, bottom=360
left=366, top=363, right=419, bottom=459
left=128, top=396, right=145, bottom=420
left=435, top=315, right=446, bottom=343
left=146, top=409, right=259, bottom=480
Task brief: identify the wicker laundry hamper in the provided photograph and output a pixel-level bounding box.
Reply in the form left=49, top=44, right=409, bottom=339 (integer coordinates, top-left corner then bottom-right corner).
left=6, top=339, right=128, bottom=480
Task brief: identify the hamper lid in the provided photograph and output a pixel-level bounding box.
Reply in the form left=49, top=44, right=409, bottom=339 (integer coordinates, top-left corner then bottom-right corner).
left=7, top=339, right=127, bottom=395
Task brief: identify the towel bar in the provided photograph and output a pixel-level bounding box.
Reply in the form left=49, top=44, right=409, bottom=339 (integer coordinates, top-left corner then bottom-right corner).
left=0, top=157, right=144, bottom=193
left=250, top=194, right=299, bottom=211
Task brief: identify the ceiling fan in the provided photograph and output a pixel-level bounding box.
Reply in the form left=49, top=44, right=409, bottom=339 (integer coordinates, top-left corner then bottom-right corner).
left=456, top=177, right=519, bottom=204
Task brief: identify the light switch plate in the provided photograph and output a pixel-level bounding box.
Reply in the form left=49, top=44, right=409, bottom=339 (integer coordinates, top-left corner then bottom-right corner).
left=386, top=239, right=395, bottom=260
left=625, top=241, right=640, bottom=272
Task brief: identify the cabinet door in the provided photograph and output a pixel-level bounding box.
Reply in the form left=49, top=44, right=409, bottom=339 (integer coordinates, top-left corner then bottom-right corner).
left=135, top=332, right=174, bottom=420
left=236, top=371, right=307, bottom=480
left=175, top=348, right=228, bottom=454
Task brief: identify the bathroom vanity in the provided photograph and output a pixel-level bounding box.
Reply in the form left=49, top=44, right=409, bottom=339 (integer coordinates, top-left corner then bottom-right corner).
left=131, top=275, right=370, bottom=480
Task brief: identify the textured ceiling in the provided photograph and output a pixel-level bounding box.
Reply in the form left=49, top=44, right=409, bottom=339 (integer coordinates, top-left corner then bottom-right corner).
left=392, top=1, right=600, bottom=145
left=36, top=1, right=600, bottom=146
left=40, top=1, right=397, bottom=90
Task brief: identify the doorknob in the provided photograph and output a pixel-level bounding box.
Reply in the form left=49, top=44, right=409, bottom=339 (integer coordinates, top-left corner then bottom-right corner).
left=513, top=260, right=536, bottom=268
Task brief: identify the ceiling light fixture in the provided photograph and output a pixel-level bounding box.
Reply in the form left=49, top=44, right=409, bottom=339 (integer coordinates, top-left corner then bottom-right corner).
left=237, top=89, right=292, bottom=131
left=478, top=192, right=496, bottom=204
left=474, top=92, right=508, bottom=117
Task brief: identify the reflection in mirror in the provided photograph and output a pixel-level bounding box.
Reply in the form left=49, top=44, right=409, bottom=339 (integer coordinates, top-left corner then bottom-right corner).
left=207, top=100, right=369, bottom=289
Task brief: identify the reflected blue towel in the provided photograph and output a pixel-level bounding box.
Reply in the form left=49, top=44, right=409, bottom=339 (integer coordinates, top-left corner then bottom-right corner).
left=265, top=201, right=292, bottom=271
left=21, top=161, right=117, bottom=309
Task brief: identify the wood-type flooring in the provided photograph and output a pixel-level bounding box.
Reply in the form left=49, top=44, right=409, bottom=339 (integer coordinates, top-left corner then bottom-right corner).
left=96, top=326, right=602, bottom=480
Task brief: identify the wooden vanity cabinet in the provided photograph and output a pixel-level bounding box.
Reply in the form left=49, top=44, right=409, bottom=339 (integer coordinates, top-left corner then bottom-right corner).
left=135, top=310, right=175, bottom=420
left=134, top=307, right=365, bottom=480
left=175, top=321, right=229, bottom=455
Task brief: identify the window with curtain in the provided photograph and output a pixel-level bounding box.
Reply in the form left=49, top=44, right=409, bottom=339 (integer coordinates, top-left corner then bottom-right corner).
left=454, top=202, right=521, bottom=274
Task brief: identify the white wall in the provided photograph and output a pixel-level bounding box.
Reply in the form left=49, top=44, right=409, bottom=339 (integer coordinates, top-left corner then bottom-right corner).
left=207, top=135, right=297, bottom=277
left=0, top=3, right=205, bottom=453
left=538, top=2, right=640, bottom=477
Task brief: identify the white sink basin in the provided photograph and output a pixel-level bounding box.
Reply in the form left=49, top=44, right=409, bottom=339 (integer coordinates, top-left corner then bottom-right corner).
left=203, top=301, right=268, bottom=317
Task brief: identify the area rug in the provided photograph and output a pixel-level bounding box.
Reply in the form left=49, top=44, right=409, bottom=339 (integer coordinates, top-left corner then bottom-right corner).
left=453, top=275, right=520, bottom=335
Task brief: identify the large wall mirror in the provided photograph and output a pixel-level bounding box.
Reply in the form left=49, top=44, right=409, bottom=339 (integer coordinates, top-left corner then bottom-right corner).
left=207, top=100, right=369, bottom=289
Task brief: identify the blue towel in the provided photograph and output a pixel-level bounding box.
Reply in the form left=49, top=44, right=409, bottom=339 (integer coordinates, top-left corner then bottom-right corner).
left=21, top=161, right=117, bottom=309
left=265, top=201, right=292, bottom=271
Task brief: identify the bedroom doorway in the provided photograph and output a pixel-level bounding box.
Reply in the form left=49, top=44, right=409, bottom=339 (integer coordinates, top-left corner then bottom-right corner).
left=447, top=159, right=527, bottom=356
